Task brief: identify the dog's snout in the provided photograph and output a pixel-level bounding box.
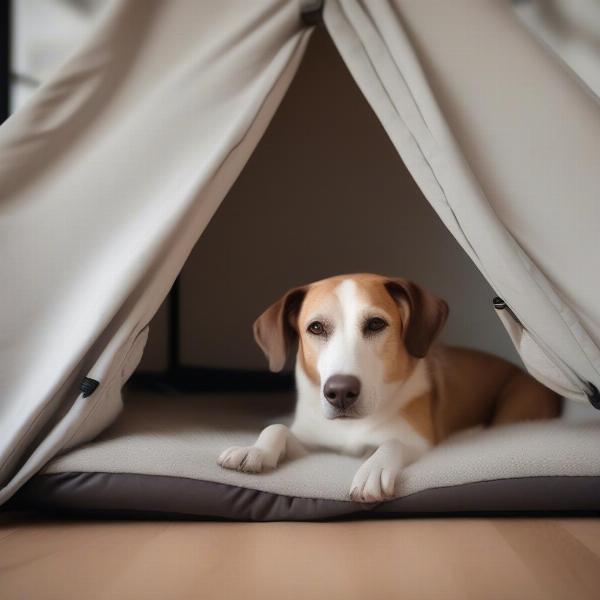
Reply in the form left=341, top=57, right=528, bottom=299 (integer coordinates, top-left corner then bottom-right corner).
left=323, top=375, right=361, bottom=410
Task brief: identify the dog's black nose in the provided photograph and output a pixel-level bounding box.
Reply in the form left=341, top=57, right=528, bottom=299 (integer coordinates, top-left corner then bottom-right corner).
left=323, top=375, right=361, bottom=410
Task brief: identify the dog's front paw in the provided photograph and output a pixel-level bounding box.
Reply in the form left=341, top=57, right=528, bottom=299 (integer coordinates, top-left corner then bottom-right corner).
left=218, top=446, right=273, bottom=473
left=349, top=461, right=400, bottom=503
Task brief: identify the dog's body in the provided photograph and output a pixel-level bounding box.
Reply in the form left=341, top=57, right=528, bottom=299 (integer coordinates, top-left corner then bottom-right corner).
left=219, top=274, right=561, bottom=502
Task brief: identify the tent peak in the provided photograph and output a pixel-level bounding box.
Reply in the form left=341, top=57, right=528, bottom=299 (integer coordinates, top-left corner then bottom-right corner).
left=301, top=0, right=324, bottom=26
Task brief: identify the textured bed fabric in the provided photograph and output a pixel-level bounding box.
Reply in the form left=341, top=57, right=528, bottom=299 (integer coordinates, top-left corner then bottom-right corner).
left=17, top=391, right=600, bottom=520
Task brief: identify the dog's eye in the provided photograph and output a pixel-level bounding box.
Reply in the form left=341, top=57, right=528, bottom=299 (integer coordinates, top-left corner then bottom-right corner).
left=307, top=321, right=325, bottom=335
left=365, top=317, right=388, bottom=333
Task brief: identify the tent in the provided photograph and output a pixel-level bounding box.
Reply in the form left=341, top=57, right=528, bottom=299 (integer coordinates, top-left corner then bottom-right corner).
left=1, top=0, right=599, bottom=519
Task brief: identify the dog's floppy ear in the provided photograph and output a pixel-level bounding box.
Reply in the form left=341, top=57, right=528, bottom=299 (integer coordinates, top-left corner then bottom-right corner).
left=253, top=286, right=308, bottom=372
left=384, top=278, right=449, bottom=358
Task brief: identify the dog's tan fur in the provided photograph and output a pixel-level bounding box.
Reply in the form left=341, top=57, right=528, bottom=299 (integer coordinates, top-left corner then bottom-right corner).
left=296, top=274, right=416, bottom=384
left=399, top=392, right=436, bottom=444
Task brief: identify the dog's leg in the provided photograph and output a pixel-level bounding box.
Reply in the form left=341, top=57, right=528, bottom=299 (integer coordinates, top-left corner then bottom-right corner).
left=350, top=439, right=416, bottom=503
left=218, top=424, right=301, bottom=474
left=491, top=370, right=562, bottom=426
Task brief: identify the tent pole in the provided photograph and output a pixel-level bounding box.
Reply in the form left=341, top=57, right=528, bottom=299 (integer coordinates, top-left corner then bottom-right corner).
left=168, top=277, right=181, bottom=379
left=0, top=0, right=10, bottom=123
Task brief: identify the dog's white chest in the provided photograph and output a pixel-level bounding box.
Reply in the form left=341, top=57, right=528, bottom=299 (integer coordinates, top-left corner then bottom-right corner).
left=291, top=412, right=426, bottom=457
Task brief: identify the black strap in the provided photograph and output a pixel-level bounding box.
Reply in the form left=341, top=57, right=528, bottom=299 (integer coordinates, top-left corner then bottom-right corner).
left=587, top=382, right=600, bottom=410
left=81, top=377, right=100, bottom=398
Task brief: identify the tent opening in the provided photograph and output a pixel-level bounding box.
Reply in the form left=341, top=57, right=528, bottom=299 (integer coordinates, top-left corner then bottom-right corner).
left=131, top=27, right=518, bottom=394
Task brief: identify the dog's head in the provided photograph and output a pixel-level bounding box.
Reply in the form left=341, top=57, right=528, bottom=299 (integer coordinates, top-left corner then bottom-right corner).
left=254, top=274, right=448, bottom=419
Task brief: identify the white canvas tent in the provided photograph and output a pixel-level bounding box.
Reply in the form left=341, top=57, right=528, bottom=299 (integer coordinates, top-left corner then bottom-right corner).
left=1, top=0, right=599, bottom=516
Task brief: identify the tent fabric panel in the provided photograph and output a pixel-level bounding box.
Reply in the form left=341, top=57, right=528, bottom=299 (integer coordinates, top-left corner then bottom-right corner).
left=394, top=0, right=600, bottom=343
left=391, top=0, right=600, bottom=392
left=324, top=0, right=600, bottom=402
left=0, top=0, right=311, bottom=503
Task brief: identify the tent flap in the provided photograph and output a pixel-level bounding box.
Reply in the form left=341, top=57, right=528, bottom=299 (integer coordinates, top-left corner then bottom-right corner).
left=0, top=0, right=310, bottom=503
left=324, top=0, right=600, bottom=403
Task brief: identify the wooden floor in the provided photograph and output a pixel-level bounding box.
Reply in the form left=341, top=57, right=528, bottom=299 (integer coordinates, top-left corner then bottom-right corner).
left=1, top=514, right=599, bottom=600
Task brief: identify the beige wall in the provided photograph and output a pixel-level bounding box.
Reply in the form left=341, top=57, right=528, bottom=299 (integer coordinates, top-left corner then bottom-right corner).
left=138, top=28, right=518, bottom=373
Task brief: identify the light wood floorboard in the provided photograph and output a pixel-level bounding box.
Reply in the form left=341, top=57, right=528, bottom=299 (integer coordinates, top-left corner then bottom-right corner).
left=1, top=516, right=599, bottom=600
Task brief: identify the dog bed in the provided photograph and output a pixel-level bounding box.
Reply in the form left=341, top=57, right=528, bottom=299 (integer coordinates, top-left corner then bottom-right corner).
left=17, top=390, right=600, bottom=520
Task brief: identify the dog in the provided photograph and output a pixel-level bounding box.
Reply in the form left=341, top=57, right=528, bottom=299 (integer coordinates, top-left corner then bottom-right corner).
left=218, top=274, right=561, bottom=502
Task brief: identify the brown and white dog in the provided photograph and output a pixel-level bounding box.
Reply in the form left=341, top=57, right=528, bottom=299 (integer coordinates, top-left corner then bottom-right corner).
left=218, top=274, right=561, bottom=502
